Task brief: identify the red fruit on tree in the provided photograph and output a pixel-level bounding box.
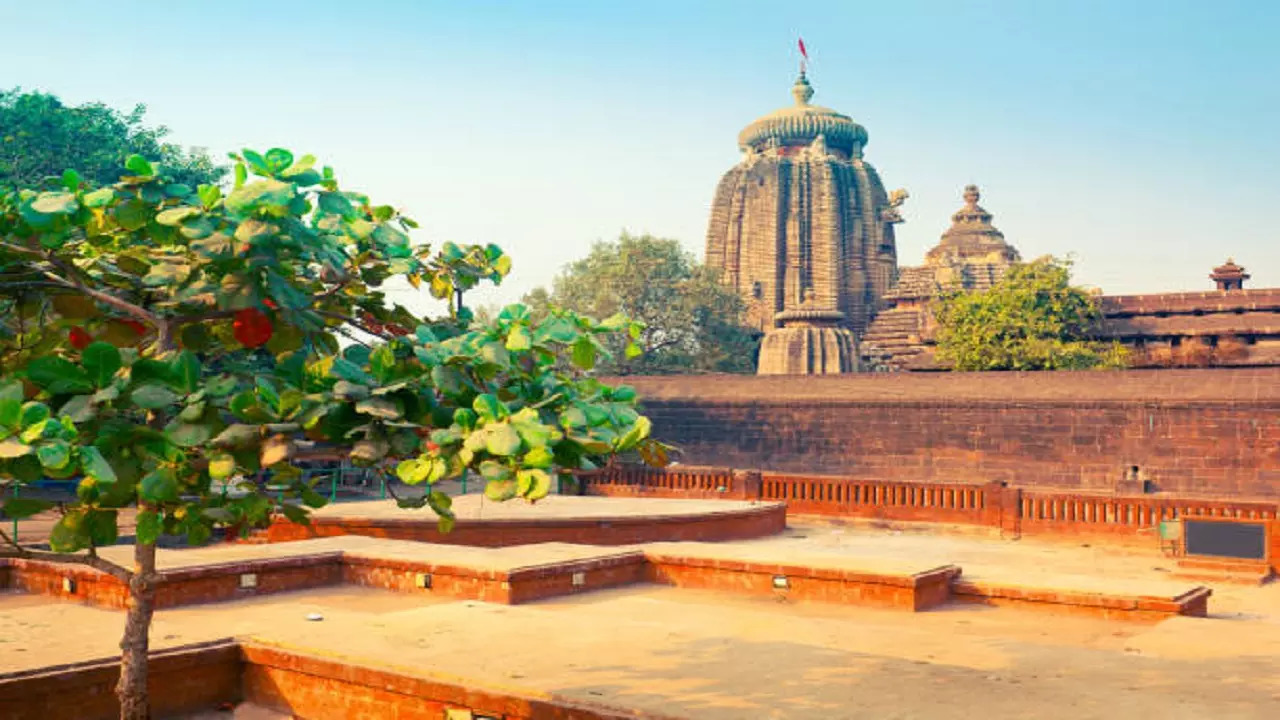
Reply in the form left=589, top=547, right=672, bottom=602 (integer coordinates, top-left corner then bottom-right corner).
left=425, top=441, right=441, bottom=453
left=233, top=308, right=274, bottom=348
left=68, top=327, right=92, bottom=350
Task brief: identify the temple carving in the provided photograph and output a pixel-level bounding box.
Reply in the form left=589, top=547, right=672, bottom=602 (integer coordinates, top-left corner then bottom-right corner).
left=704, top=72, right=905, bottom=374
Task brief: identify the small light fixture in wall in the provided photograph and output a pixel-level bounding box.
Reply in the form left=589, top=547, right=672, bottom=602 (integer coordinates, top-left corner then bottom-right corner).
left=572, top=572, right=586, bottom=588
left=239, top=573, right=258, bottom=589
left=772, top=575, right=790, bottom=590
left=414, top=572, right=432, bottom=589
left=62, top=577, right=76, bottom=594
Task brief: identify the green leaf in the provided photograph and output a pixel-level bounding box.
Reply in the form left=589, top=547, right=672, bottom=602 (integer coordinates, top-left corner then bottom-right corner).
left=115, top=199, right=150, bottom=230
left=78, top=446, right=117, bottom=483
left=82, top=187, right=115, bottom=208
left=452, top=408, right=477, bottom=431
left=171, top=351, right=201, bottom=394
left=1, top=497, right=53, bottom=519
left=82, top=342, right=122, bottom=388
left=616, top=415, right=652, bottom=451
left=209, top=452, right=236, bottom=480
left=331, top=357, right=374, bottom=384
left=369, top=345, right=396, bottom=382
left=478, top=459, right=511, bottom=481
left=85, top=509, right=118, bottom=546
left=484, top=479, right=517, bottom=502
left=131, top=358, right=174, bottom=386
left=505, top=325, right=532, bottom=352
left=27, top=356, right=93, bottom=394
left=37, top=440, right=71, bottom=469
left=571, top=337, right=597, bottom=370
left=396, top=458, right=430, bottom=485
left=136, top=510, right=162, bottom=544
left=140, top=467, right=179, bottom=502
left=58, top=394, right=96, bottom=423
left=211, top=423, right=259, bottom=447
left=599, top=312, right=629, bottom=331
left=197, top=184, right=222, bottom=209
left=50, top=512, right=89, bottom=552
left=168, top=420, right=214, bottom=448
left=278, top=503, right=310, bottom=526
left=130, top=384, right=179, bottom=410
left=20, top=401, right=50, bottom=427
left=356, top=397, right=402, bottom=420
left=300, top=487, right=327, bottom=509
left=522, top=445, right=555, bottom=469
left=155, top=207, right=201, bottom=226
left=61, top=169, right=81, bottom=191
left=472, top=394, right=504, bottom=422
left=32, top=191, right=79, bottom=214
left=224, top=178, right=296, bottom=214
left=125, top=154, right=154, bottom=176
left=517, top=468, right=552, bottom=501
left=264, top=148, right=294, bottom=174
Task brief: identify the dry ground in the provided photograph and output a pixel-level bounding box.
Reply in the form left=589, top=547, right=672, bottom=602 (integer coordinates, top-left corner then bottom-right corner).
left=3, top=520, right=1279, bottom=719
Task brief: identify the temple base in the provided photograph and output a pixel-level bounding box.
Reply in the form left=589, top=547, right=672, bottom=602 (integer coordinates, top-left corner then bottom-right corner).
left=757, top=324, right=860, bottom=375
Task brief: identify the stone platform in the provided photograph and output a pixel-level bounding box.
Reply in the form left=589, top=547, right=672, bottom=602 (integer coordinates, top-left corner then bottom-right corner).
left=1, top=535, right=1210, bottom=621
left=263, top=495, right=787, bottom=546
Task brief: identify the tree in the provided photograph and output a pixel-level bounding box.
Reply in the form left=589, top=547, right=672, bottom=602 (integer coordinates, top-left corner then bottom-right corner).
left=0, top=88, right=226, bottom=189
left=933, top=256, right=1128, bottom=371
left=524, top=233, right=759, bottom=374
left=0, top=149, right=659, bottom=718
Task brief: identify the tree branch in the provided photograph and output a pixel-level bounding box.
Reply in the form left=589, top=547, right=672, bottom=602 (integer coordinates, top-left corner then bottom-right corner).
left=314, top=309, right=395, bottom=341
left=0, top=241, right=161, bottom=324
left=0, top=525, right=134, bottom=583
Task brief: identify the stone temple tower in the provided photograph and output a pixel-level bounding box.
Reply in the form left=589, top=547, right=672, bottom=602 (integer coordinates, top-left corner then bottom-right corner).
left=705, top=71, right=906, bottom=374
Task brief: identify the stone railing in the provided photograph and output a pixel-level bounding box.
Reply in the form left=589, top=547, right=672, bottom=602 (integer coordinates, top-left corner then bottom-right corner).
left=579, top=464, right=1280, bottom=546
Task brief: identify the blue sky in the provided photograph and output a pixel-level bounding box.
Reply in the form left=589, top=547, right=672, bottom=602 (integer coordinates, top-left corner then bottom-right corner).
left=2, top=0, right=1278, bottom=314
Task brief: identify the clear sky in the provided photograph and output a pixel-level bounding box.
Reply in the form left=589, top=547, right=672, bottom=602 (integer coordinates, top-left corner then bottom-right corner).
left=3, top=0, right=1278, bottom=315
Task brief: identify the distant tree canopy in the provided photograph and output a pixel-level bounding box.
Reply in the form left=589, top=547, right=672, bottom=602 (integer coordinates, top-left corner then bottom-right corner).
left=524, top=233, right=760, bottom=374
left=0, top=88, right=225, bottom=189
left=933, top=256, right=1128, bottom=371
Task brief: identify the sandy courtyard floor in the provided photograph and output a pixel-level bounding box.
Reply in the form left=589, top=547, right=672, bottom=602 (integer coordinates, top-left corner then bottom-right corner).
left=3, top=520, right=1279, bottom=718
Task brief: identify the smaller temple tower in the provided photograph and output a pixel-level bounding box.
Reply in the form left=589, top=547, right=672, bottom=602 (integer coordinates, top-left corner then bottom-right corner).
left=924, top=185, right=1020, bottom=290
left=1210, top=258, right=1250, bottom=291
left=861, top=185, right=1021, bottom=370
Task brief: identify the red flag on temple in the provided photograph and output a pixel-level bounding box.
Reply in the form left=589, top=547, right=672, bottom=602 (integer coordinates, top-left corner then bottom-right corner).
left=798, top=38, right=808, bottom=60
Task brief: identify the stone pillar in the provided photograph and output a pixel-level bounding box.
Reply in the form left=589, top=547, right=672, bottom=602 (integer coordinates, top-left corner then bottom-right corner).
left=732, top=469, right=763, bottom=500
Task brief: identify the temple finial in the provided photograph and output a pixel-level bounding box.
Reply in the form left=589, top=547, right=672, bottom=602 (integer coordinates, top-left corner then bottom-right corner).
left=792, top=73, right=814, bottom=106
left=963, top=184, right=980, bottom=205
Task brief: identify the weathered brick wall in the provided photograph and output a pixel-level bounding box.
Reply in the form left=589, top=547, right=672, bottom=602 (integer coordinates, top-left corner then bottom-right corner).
left=612, top=369, right=1280, bottom=499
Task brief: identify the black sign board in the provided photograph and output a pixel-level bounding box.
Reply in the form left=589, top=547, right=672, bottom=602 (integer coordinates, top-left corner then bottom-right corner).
left=1183, top=520, right=1267, bottom=561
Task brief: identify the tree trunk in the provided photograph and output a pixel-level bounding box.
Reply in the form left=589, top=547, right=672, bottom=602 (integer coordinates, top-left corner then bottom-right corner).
left=117, top=540, right=157, bottom=720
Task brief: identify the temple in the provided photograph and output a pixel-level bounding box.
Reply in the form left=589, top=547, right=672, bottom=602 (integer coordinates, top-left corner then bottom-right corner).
left=862, top=188, right=1280, bottom=370
left=706, top=68, right=1280, bottom=373
left=704, top=71, right=906, bottom=374
left=862, top=185, right=1020, bottom=370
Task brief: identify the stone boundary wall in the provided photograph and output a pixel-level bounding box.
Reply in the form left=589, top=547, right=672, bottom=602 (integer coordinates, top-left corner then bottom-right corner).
left=604, top=369, right=1280, bottom=498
